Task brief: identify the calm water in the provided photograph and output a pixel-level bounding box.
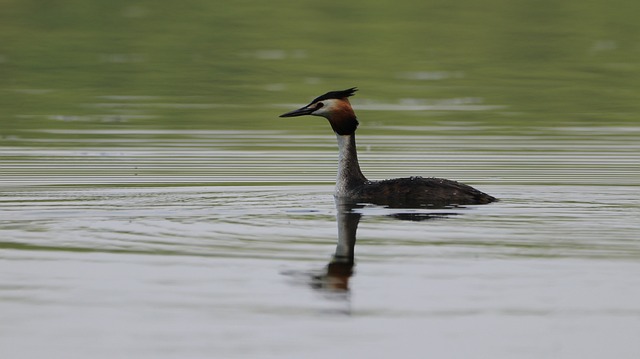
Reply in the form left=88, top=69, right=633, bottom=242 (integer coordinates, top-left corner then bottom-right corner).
left=2, top=1, right=640, bottom=358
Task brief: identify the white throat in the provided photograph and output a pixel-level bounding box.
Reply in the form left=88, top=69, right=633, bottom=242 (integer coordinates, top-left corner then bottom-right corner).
left=335, top=134, right=367, bottom=197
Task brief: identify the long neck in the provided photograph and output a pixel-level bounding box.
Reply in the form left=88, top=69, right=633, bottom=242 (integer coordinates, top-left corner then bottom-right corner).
left=335, top=134, right=367, bottom=197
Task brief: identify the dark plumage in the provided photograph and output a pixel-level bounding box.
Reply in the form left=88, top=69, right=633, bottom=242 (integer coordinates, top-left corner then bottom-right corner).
left=311, top=87, right=357, bottom=103
left=354, top=176, right=495, bottom=208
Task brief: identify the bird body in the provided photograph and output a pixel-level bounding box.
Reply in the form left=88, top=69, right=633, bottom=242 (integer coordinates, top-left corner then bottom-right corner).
left=280, top=88, right=496, bottom=207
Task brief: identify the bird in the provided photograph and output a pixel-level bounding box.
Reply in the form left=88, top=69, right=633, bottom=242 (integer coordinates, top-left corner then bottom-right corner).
left=279, top=87, right=496, bottom=207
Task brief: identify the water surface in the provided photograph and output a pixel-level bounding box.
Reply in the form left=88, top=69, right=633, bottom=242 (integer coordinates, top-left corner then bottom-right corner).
left=2, top=128, right=639, bottom=359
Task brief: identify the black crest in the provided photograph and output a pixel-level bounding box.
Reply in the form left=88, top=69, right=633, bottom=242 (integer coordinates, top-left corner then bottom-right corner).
left=311, top=87, right=357, bottom=104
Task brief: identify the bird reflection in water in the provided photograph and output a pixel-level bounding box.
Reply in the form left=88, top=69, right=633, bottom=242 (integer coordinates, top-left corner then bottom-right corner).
left=283, top=198, right=460, bottom=313
left=307, top=199, right=361, bottom=293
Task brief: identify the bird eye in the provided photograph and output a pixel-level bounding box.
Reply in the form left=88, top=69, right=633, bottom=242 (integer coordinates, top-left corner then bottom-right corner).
left=316, top=102, right=324, bottom=109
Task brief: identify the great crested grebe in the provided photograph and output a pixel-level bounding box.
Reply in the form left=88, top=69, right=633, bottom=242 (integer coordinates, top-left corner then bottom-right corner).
left=279, top=88, right=496, bottom=207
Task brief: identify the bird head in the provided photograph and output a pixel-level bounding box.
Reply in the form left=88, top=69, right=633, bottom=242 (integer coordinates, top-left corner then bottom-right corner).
left=279, top=87, right=359, bottom=135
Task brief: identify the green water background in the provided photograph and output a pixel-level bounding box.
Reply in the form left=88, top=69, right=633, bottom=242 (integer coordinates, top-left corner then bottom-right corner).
left=1, top=0, right=639, bottom=138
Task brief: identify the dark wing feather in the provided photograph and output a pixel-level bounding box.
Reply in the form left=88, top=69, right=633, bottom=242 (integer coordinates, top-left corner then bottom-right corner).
left=356, top=176, right=496, bottom=208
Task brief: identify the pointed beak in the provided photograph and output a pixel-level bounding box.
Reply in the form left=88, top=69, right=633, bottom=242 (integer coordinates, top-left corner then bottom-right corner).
left=279, top=105, right=315, bottom=118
